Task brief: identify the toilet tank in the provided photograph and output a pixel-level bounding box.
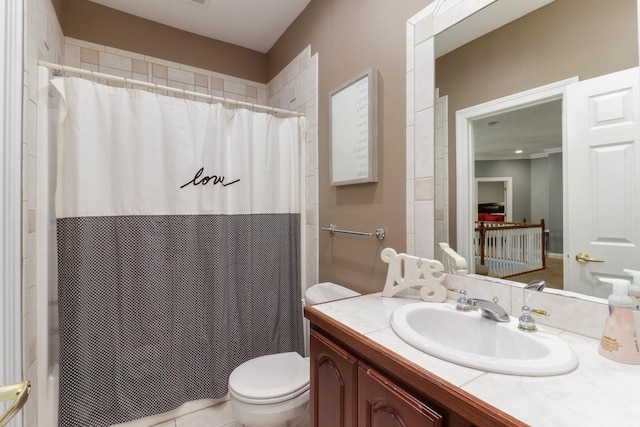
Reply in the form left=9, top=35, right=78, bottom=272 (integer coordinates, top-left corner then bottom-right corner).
left=304, top=282, right=360, bottom=306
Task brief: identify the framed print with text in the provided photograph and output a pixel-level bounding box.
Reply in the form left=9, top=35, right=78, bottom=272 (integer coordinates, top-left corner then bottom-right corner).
left=329, top=68, right=378, bottom=186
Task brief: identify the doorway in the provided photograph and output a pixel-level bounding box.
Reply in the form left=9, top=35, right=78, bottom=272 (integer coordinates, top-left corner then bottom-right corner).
left=475, top=177, right=512, bottom=223
left=456, top=78, right=576, bottom=285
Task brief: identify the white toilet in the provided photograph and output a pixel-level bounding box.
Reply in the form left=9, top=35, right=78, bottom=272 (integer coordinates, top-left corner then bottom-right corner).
left=228, top=282, right=360, bottom=427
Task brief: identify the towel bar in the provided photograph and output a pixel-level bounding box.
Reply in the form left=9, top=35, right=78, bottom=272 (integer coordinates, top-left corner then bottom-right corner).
left=322, top=224, right=385, bottom=240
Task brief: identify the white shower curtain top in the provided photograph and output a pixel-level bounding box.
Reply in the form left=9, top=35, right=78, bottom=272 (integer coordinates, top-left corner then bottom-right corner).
left=52, top=77, right=303, bottom=218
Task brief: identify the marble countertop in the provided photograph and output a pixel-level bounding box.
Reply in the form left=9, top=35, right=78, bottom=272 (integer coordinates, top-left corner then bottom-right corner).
left=309, top=292, right=640, bottom=427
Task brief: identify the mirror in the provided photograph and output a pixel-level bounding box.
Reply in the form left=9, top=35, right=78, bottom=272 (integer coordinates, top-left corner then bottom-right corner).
left=430, top=0, right=639, bottom=299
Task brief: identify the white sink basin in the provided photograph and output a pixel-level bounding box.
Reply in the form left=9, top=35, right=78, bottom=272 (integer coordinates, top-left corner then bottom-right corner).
left=390, top=302, right=578, bottom=376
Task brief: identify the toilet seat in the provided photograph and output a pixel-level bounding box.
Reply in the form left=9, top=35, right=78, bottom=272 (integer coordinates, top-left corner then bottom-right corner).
left=229, top=352, right=310, bottom=405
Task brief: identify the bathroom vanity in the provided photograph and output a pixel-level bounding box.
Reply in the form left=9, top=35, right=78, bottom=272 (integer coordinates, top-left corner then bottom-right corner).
left=306, top=301, right=522, bottom=426
left=305, top=289, right=640, bottom=426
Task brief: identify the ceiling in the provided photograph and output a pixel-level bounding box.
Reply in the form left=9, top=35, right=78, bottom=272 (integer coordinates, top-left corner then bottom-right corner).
left=473, top=99, right=562, bottom=161
left=88, top=0, right=313, bottom=53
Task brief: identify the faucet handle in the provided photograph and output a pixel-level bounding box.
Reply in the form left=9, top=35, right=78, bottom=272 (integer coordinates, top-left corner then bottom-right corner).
left=456, top=289, right=471, bottom=312
left=531, top=308, right=550, bottom=317
left=518, top=306, right=550, bottom=332
left=518, top=305, right=537, bottom=332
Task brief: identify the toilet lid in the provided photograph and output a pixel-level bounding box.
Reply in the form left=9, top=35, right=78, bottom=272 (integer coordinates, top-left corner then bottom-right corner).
left=229, top=352, right=310, bottom=404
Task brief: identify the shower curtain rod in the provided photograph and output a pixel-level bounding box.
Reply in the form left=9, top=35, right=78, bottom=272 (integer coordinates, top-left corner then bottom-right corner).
left=38, top=60, right=305, bottom=117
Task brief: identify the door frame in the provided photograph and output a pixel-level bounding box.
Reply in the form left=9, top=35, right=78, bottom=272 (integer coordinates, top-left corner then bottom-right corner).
left=456, top=77, right=577, bottom=273
left=475, top=177, right=512, bottom=222
left=1, top=0, right=24, bottom=418
left=0, top=0, right=24, bottom=426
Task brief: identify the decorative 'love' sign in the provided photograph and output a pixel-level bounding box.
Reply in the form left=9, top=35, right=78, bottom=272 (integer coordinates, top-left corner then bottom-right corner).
left=380, top=247, right=447, bottom=302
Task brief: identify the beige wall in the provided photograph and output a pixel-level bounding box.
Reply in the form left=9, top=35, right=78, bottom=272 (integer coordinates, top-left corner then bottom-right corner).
left=269, top=0, right=435, bottom=294
left=57, top=0, right=268, bottom=83
left=436, top=0, right=639, bottom=248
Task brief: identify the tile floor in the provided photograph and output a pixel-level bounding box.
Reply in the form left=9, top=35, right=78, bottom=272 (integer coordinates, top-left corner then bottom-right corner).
left=152, top=402, right=241, bottom=427
left=116, top=400, right=242, bottom=427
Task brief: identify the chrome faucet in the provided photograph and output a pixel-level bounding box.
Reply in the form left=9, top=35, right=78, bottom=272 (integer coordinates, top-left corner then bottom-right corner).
left=524, top=280, right=546, bottom=291
left=468, top=298, right=510, bottom=322
left=456, top=290, right=510, bottom=322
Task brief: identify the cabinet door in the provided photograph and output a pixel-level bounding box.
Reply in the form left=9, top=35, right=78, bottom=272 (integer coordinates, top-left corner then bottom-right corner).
left=310, top=330, right=358, bottom=427
left=358, top=363, right=443, bottom=427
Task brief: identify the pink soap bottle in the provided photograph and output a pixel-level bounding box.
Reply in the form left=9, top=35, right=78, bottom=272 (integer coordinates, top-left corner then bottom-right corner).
left=598, top=279, right=640, bottom=364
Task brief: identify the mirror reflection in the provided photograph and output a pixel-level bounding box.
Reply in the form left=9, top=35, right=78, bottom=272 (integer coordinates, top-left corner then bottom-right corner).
left=473, top=100, right=563, bottom=289
left=434, top=0, right=639, bottom=298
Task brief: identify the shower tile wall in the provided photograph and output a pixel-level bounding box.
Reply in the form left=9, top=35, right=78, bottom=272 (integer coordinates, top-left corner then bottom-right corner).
left=267, top=46, right=319, bottom=289
left=64, top=37, right=267, bottom=104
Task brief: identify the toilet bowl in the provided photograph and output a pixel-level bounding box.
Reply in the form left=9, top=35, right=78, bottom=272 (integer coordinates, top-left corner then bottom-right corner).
left=228, top=282, right=360, bottom=427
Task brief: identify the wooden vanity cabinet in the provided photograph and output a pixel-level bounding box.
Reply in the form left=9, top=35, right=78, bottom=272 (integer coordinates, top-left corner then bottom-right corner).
left=310, top=328, right=357, bottom=427
left=307, top=305, right=527, bottom=427
left=311, top=330, right=443, bottom=427
left=358, top=361, right=443, bottom=427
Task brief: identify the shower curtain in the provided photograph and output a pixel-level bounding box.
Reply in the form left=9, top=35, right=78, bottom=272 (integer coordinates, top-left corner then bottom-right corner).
left=52, top=77, right=305, bottom=427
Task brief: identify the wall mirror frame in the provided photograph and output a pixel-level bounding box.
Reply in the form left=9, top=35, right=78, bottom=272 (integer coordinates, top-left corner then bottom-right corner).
left=405, top=0, right=640, bottom=303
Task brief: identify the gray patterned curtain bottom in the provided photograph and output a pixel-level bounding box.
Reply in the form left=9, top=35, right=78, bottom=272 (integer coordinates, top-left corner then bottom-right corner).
left=57, top=214, right=303, bottom=427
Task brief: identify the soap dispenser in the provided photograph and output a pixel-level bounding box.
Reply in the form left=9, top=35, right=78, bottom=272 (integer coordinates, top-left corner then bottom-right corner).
left=623, top=269, right=640, bottom=310
left=598, top=278, right=640, bottom=364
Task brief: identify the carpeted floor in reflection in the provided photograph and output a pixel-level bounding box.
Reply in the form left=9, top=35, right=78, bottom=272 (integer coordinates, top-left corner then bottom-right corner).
left=502, top=257, right=564, bottom=290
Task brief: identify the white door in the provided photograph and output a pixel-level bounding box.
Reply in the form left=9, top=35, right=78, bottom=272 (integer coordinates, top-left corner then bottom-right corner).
left=566, top=67, right=640, bottom=298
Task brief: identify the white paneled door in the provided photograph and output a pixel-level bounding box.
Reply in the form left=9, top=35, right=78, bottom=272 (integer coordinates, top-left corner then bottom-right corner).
left=566, top=67, right=640, bottom=298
